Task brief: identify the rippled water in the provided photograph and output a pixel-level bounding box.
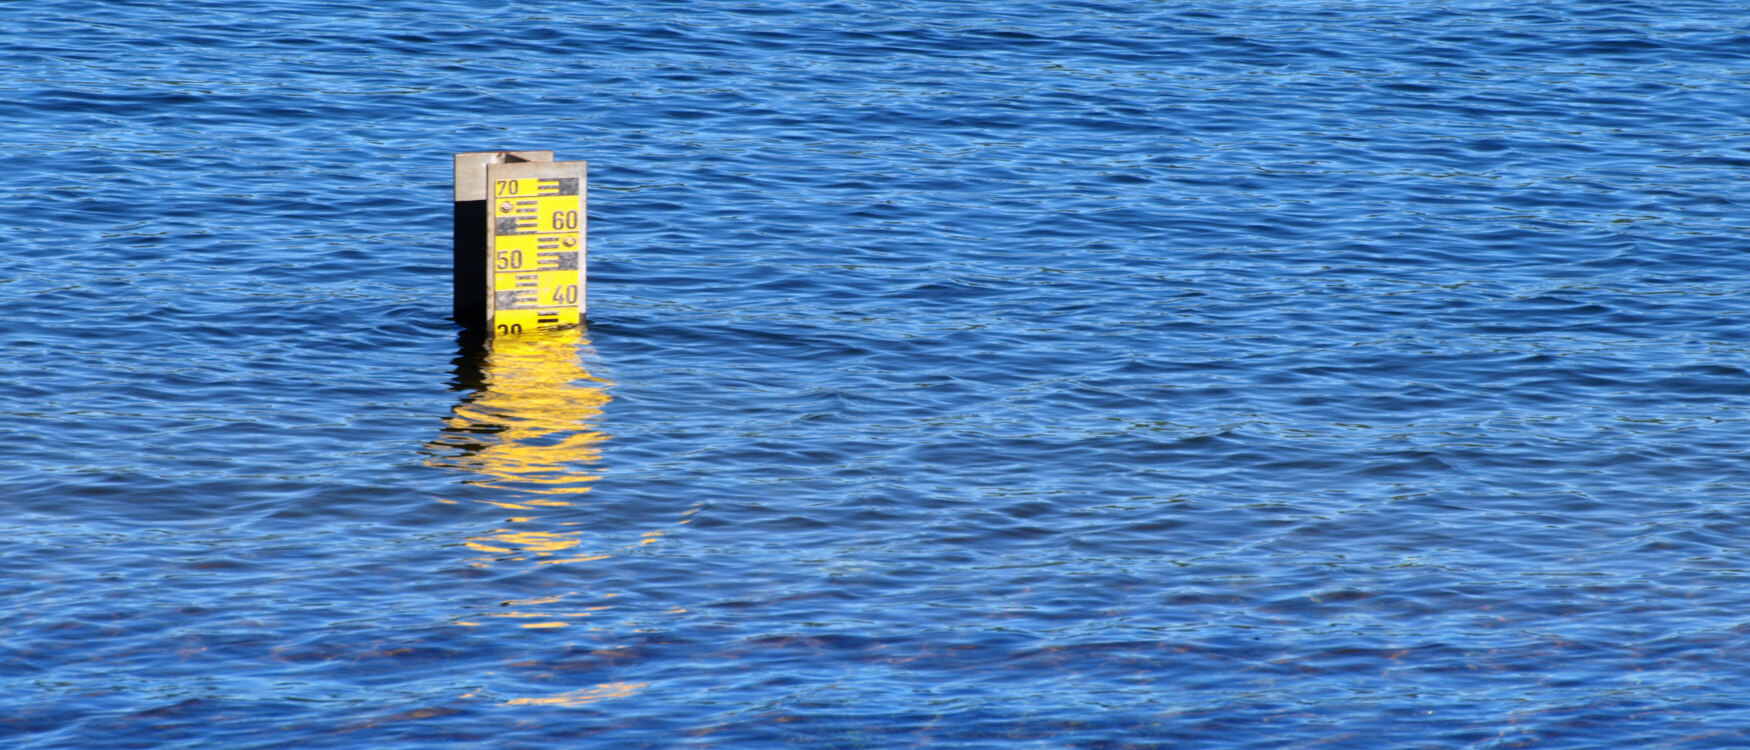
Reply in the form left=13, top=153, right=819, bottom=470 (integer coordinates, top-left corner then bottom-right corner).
left=5, top=0, right=1750, bottom=746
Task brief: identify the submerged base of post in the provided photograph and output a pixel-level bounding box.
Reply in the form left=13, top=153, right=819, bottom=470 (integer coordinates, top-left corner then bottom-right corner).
left=453, top=151, right=587, bottom=335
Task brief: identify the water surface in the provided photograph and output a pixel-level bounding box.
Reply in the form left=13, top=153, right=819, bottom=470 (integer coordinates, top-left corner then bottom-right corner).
left=4, top=0, right=1750, bottom=747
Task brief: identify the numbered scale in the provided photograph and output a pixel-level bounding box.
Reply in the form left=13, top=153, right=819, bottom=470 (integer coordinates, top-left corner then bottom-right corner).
left=453, top=152, right=587, bottom=336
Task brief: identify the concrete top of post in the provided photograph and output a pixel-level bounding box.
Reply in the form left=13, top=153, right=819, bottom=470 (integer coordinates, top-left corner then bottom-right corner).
left=453, top=151, right=555, bottom=201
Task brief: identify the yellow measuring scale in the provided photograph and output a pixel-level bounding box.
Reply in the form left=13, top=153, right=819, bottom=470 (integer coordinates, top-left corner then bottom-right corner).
left=454, top=152, right=587, bottom=335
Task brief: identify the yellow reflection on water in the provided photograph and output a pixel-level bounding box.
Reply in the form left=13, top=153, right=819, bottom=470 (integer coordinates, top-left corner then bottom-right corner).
left=503, top=682, right=649, bottom=706
left=428, top=327, right=614, bottom=565
left=431, top=327, right=610, bottom=503
left=426, top=328, right=691, bottom=708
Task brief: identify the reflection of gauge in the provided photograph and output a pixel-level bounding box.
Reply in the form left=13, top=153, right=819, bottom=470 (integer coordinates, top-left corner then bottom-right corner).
left=427, top=326, right=614, bottom=566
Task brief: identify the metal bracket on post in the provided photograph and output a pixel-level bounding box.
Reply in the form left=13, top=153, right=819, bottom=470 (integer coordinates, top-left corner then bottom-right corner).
left=453, top=151, right=587, bottom=335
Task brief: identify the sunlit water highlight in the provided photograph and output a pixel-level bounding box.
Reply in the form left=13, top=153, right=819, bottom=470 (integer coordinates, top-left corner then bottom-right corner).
left=4, top=0, right=1750, bottom=747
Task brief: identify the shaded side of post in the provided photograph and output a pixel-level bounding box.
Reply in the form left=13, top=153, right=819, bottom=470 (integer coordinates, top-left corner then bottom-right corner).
left=453, top=151, right=553, bottom=328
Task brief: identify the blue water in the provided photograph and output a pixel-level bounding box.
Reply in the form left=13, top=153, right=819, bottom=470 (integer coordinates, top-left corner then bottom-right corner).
left=5, top=0, right=1750, bottom=746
